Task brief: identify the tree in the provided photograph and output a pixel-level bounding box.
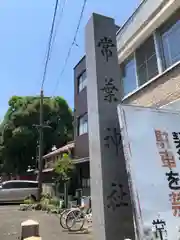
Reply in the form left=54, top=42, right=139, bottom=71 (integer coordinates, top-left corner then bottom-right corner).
left=0, top=96, right=73, bottom=174
left=54, top=153, right=75, bottom=208
left=54, top=153, right=75, bottom=182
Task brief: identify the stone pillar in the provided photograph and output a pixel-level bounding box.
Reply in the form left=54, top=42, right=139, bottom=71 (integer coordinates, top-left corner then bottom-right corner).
left=24, top=237, right=41, bottom=240
left=21, top=220, right=39, bottom=239
left=85, top=13, right=135, bottom=240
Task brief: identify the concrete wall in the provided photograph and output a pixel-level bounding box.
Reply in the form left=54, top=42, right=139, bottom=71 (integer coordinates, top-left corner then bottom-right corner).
left=123, top=63, right=180, bottom=107
left=117, top=0, right=165, bottom=51
left=117, top=0, right=180, bottom=63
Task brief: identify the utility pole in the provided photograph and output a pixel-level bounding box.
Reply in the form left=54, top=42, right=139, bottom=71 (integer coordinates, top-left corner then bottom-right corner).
left=37, top=89, right=44, bottom=201
left=34, top=91, right=52, bottom=201
left=35, top=0, right=59, bottom=201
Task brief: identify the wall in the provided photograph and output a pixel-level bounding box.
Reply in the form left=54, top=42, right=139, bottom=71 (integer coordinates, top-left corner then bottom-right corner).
left=117, top=0, right=165, bottom=51
left=117, top=0, right=180, bottom=63
left=161, top=98, right=180, bottom=110
left=123, top=63, right=180, bottom=107
left=74, top=56, right=89, bottom=158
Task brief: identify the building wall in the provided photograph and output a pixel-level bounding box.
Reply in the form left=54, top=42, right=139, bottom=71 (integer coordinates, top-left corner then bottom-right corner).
left=117, top=0, right=180, bottom=63
left=117, top=0, right=165, bottom=52
left=74, top=56, right=89, bottom=158
left=123, top=63, right=180, bottom=107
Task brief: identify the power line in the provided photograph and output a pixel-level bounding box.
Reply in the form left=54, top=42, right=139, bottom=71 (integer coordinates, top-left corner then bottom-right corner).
left=52, top=0, right=87, bottom=96
left=37, top=0, right=60, bottom=201
left=49, top=0, right=67, bottom=60
left=41, top=0, right=60, bottom=90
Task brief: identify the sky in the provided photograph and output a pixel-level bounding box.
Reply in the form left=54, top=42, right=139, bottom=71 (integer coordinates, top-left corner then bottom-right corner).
left=0, top=0, right=140, bottom=120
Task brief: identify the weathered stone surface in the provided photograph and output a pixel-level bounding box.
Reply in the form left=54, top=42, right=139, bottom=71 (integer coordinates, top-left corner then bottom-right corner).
left=85, top=13, right=135, bottom=240
left=24, top=237, right=42, bottom=240
left=21, top=219, right=39, bottom=239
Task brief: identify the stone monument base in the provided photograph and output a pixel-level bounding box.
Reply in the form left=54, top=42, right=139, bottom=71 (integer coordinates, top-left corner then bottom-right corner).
left=21, top=219, right=40, bottom=240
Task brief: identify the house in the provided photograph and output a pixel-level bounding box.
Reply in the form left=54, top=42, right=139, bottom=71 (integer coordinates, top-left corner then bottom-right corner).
left=42, top=140, right=90, bottom=196
left=44, top=0, right=180, bottom=196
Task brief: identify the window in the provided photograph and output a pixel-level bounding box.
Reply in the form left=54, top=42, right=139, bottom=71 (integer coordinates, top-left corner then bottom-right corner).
left=121, top=57, right=137, bottom=96
left=2, top=182, right=14, bottom=189
left=78, top=71, right=87, bottom=92
left=24, top=182, right=38, bottom=188
left=82, top=178, right=90, bottom=188
left=136, top=36, right=158, bottom=86
left=78, top=113, right=88, bottom=136
left=121, top=10, right=180, bottom=98
left=160, top=10, right=180, bottom=68
left=2, top=181, right=38, bottom=189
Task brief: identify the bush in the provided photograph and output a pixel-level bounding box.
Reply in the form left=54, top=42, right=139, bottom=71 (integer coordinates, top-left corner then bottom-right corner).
left=49, top=198, right=59, bottom=207
left=20, top=193, right=64, bottom=213
left=24, top=195, right=36, bottom=204
left=24, top=199, right=34, bottom=204
left=41, top=193, right=52, bottom=201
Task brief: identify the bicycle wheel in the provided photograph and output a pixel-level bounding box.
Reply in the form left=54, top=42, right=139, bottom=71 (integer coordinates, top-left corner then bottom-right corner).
left=66, top=209, right=85, bottom=231
left=60, top=209, right=70, bottom=229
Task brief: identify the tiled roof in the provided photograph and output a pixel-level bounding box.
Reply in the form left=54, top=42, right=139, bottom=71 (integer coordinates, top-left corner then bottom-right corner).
left=42, top=157, right=89, bottom=172
left=43, top=142, right=74, bottom=159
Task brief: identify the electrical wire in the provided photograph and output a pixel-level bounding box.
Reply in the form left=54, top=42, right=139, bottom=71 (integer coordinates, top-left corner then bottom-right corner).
left=48, top=0, right=67, bottom=60
left=52, top=0, right=87, bottom=96
left=41, top=0, right=60, bottom=90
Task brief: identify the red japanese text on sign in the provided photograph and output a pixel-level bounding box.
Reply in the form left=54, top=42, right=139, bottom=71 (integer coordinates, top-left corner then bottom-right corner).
left=159, top=150, right=176, bottom=168
left=155, top=130, right=170, bottom=149
left=170, top=191, right=180, bottom=217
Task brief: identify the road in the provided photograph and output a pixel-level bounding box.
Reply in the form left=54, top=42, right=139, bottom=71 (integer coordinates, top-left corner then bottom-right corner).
left=0, top=205, right=93, bottom=240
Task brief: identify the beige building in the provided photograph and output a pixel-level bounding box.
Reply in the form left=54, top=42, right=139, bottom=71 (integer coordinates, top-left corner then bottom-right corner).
left=119, top=0, right=180, bottom=109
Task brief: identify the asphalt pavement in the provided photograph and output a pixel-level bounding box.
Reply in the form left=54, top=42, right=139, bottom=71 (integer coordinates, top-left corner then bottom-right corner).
left=0, top=205, right=93, bottom=240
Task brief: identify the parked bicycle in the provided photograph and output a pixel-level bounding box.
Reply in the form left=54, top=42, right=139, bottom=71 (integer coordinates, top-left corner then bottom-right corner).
left=60, top=206, right=79, bottom=229
left=65, top=206, right=92, bottom=231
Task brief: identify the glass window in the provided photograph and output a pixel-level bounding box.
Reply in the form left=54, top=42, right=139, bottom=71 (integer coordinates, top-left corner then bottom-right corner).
left=19, top=182, right=38, bottom=188
left=78, top=71, right=87, bottom=93
left=26, top=182, right=38, bottom=188
left=82, top=178, right=90, bottom=188
left=78, top=113, right=88, bottom=136
left=2, top=182, right=14, bottom=189
left=136, top=36, right=158, bottom=86
left=160, top=12, right=180, bottom=68
left=121, top=57, right=137, bottom=96
left=2, top=181, right=38, bottom=189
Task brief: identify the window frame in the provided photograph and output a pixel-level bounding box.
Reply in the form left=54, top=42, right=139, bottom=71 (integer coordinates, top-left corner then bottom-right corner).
left=121, top=8, right=180, bottom=99
left=82, top=178, right=90, bottom=188
left=77, top=70, right=87, bottom=93
left=121, top=35, right=159, bottom=98
left=135, top=35, right=158, bottom=87
left=77, top=113, right=88, bottom=136
left=121, top=55, right=138, bottom=96
left=157, top=9, right=180, bottom=70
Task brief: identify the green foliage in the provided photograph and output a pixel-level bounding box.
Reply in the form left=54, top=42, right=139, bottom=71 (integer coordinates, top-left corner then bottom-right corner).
left=40, top=195, right=62, bottom=212
left=49, top=198, right=60, bottom=206
left=54, top=153, right=75, bottom=182
left=24, top=198, right=35, bottom=205
left=0, top=96, right=73, bottom=174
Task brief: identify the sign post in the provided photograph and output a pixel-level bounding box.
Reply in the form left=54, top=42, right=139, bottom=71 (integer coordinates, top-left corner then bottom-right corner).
left=85, top=13, right=135, bottom=240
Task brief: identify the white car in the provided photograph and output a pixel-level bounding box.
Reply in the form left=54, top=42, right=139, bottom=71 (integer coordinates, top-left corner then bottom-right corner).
left=0, top=180, right=38, bottom=203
